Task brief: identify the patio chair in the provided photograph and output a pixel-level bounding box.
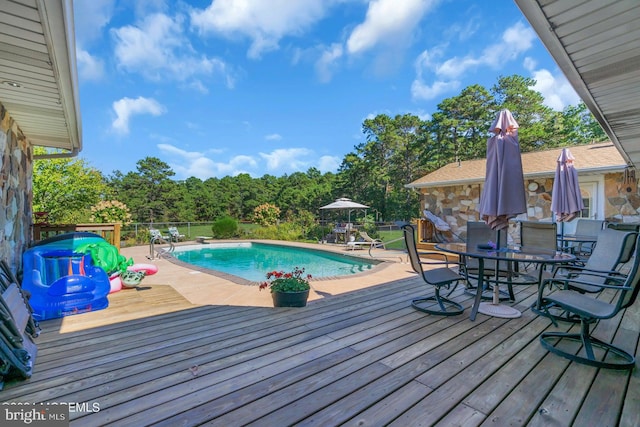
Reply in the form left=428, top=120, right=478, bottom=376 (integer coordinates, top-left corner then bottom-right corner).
left=461, top=221, right=514, bottom=300
left=556, top=228, right=636, bottom=292
left=401, top=224, right=464, bottom=316
left=518, top=220, right=557, bottom=272
left=565, top=218, right=604, bottom=259
left=534, top=228, right=637, bottom=322
left=0, top=260, right=39, bottom=387
left=539, top=234, right=640, bottom=370
left=519, top=221, right=558, bottom=250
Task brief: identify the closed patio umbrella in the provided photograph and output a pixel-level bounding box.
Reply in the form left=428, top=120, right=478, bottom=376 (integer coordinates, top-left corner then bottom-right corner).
left=476, top=109, right=527, bottom=318
left=478, top=109, right=527, bottom=231
left=551, top=147, right=584, bottom=251
left=551, top=148, right=584, bottom=223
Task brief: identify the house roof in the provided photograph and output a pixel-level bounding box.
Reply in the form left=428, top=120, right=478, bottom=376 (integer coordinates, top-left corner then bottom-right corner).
left=0, top=0, right=81, bottom=156
left=406, top=142, right=626, bottom=189
left=514, top=0, right=640, bottom=169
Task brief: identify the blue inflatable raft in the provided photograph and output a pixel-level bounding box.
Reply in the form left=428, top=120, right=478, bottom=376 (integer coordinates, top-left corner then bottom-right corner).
left=21, top=232, right=111, bottom=321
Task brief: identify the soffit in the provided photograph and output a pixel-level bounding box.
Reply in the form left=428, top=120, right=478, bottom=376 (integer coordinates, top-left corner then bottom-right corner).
left=514, top=0, right=640, bottom=168
left=0, top=0, right=81, bottom=153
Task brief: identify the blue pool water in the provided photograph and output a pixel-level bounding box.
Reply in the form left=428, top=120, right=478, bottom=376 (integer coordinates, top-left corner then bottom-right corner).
left=172, top=242, right=377, bottom=282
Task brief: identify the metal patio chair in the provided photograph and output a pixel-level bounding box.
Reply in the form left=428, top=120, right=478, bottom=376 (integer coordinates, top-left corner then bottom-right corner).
left=539, top=234, right=640, bottom=370
left=402, top=224, right=464, bottom=316
left=534, top=227, right=637, bottom=323
left=461, top=221, right=515, bottom=300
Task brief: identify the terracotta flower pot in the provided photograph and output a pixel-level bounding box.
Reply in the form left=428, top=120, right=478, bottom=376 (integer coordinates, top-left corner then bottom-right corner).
left=271, top=290, right=309, bottom=307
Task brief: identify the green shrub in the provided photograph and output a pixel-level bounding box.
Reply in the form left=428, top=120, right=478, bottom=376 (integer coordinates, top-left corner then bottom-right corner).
left=212, top=217, right=238, bottom=238
left=248, top=222, right=304, bottom=241
left=253, top=203, right=280, bottom=226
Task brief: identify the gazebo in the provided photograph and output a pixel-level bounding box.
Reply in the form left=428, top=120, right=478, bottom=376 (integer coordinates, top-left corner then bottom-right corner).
left=319, top=198, right=369, bottom=243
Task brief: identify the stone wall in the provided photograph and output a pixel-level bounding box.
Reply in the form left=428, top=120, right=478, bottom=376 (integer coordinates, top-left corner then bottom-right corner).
left=421, top=174, right=639, bottom=241
left=0, top=103, right=33, bottom=274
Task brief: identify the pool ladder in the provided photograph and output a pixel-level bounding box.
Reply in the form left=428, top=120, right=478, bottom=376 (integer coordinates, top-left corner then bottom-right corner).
left=148, top=235, right=175, bottom=260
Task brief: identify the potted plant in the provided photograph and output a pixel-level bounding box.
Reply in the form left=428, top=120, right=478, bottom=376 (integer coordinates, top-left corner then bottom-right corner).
left=259, top=267, right=312, bottom=307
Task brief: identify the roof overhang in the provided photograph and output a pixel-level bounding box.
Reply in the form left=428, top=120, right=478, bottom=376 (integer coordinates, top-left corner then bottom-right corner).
left=0, top=0, right=81, bottom=157
left=514, top=0, right=640, bottom=168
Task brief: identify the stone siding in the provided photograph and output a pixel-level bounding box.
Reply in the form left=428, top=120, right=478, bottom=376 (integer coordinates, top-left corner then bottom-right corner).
left=421, top=175, right=639, bottom=241
left=0, top=103, right=33, bottom=274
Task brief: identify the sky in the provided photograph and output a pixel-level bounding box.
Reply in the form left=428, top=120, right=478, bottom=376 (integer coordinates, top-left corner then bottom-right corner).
left=73, top=0, right=581, bottom=181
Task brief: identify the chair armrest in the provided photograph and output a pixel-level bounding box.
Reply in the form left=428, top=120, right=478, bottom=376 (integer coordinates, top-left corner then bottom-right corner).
left=417, top=251, right=464, bottom=269
left=543, top=275, right=626, bottom=290
left=555, top=265, right=624, bottom=277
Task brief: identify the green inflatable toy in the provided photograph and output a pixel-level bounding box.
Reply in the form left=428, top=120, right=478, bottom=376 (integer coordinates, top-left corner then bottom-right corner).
left=76, top=241, right=133, bottom=275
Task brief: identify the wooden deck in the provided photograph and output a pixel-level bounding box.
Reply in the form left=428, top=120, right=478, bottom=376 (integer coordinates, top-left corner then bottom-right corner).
left=2, top=276, right=638, bottom=426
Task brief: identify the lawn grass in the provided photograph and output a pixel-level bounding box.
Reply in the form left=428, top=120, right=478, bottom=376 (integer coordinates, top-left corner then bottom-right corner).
left=379, top=229, right=406, bottom=250
left=126, top=223, right=406, bottom=250
left=171, top=223, right=258, bottom=238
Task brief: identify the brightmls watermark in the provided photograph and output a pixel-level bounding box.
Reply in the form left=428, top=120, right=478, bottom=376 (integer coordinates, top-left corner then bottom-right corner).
left=2, top=403, right=68, bottom=426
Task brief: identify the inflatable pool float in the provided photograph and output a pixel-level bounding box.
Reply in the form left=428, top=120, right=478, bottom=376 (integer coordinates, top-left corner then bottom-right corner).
left=21, top=232, right=113, bottom=320
left=109, top=273, right=123, bottom=293
left=128, top=263, right=158, bottom=275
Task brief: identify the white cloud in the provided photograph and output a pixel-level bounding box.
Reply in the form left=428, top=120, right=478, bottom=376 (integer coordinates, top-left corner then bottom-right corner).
left=73, top=0, right=115, bottom=46
left=265, top=133, right=282, bottom=141
left=411, top=79, right=460, bottom=100
left=318, top=155, right=341, bottom=173
left=111, top=13, right=235, bottom=88
left=76, top=48, right=104, bottom=81
left=190, top=0, right=329, bottom=59
left=522, top=55, right=580, bottom=110
left=411, top=22, right=536, bottom=101
left=530, top=68, right=580, bottom=111
left=315, top=43, right=344, bottom=83
left=523, top=56, right=537, bottom=71
left=112, top=96, right=166, bottom=134
left=158, top=144, right=259, bottom=179
left=435, top=21, right=536, bottom=79
left=346, top=0, right=438, bottom=55
left=160, top=146, right=337, bottom=177
left=259, top=148, right=314, bottom=171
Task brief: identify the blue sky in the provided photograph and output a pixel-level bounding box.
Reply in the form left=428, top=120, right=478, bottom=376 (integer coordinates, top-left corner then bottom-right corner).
left=73, top=0, right=580, bottom=180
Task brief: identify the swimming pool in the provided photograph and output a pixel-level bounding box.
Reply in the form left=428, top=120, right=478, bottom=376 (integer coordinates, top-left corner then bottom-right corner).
left=171, top=242, right=378, bottom=282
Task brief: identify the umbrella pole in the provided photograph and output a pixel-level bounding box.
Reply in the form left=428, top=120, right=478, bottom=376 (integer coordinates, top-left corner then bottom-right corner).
left=493, top=229, right=501, bottom=305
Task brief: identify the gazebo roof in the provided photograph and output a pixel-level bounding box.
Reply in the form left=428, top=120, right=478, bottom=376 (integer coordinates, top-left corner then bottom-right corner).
left=319, top=198, right=369, bottom=210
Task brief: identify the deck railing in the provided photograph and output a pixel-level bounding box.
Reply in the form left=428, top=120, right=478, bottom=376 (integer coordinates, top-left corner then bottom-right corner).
left=32, top=223, right=121, bottom=250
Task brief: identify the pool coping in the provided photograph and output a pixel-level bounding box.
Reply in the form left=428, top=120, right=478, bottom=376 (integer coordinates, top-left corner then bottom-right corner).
left=163, top=239, right=388, bottom=286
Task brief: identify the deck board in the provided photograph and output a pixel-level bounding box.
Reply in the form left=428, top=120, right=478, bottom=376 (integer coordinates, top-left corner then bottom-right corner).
left=1, top=274, right=637, bottom=426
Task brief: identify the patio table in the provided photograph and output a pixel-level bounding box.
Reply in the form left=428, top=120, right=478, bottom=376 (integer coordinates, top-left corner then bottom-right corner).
left=435, top=243, right=575, bottom=321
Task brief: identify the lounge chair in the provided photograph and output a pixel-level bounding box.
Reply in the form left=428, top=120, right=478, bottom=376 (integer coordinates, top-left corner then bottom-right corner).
left=150, top=228, right=170, bottom=243
left=346, top=231, right=385, bottom=251
left=422, top=210, right=458, bottom=243
left=539, top=234, right=640, bottom=370
left=401, top=224, right=464, bottom=316
left=168, top=226, right=185, bottom=242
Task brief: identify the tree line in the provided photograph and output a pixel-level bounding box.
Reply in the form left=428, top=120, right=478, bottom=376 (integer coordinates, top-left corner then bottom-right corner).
left=33, top=75, right=606, bottom=225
